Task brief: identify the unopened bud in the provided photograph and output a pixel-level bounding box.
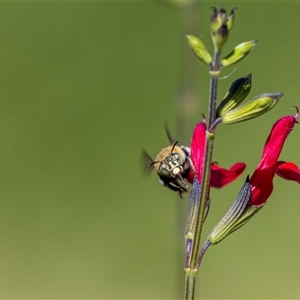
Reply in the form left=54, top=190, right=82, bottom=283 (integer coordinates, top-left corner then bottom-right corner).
left=210, top=6, right=228, bottom=32
left=217, top=73, right=252, bottom=117
left=210, top=6, right=236, bottom=53
left=210, top=7, right=221, bottom=32
left=212, top=22, right=229, bottom=53
left=221, top=40, right=258, bottom=67
left=222, top=93, right=283, bottom=124
left=208, top=179, right=252, bottom=245
left=186, top=34, right=212, bottom=65
left=226, top=7, right=236, bottom=30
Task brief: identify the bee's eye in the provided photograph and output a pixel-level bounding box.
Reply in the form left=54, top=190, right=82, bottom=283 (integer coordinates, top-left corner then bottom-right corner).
left=172, top=153, right=184, bottom=165
left=159, top=164, right=171, bottom=176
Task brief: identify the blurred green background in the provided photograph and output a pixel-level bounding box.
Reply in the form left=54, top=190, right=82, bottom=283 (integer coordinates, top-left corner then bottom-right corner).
left=0, top=1, right=300, bottom=299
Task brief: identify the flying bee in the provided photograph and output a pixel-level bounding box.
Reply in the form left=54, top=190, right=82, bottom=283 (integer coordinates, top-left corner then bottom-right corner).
left=143, top=128, right=195, bottom=198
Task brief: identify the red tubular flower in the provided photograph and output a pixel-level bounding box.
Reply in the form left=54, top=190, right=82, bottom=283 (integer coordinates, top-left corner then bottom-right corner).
left=208, top=110, right=300, bottom=245
left=249, top=111, right=299, bottom=206
left=189, top=120, right=246, bottom=188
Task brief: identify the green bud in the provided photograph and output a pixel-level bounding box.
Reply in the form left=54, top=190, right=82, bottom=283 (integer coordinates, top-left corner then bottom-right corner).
left=217, top=73, right=252, bottom=117
left=210, top=7, right=236, bottom=53
left=208, top=179, right=252, bottom=245
left=221, top=40, right=258, bottom=67
left=218, top=7, right=227, bottom=22
left=212, top=22, right=229, bottom=53
left=222, top=93, right=283, bottom=124
left=186, top=33, right=212, bottom=65
left=210, top=6, right=226, bottom=32
left=226, top=7, right=236, bottom=30
left=210, top=7, right=221, bottom=32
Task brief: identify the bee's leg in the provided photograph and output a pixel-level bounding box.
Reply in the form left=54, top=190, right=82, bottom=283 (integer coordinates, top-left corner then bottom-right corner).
left=159, top=177, right=188, bottom=197
left=168, top=182, right=188, bottom=201
left=180, top=147, right=197, bottom=175
left=187, top=156, right=197, bottom=175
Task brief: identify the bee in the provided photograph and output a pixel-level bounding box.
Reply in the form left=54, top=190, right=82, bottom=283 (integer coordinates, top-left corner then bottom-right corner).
left=143, top=128, right=195, bottom=198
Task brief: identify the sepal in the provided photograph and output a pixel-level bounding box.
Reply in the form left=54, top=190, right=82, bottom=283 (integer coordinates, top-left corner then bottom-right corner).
left=186, top=34, right=212, bottom=65
left=212, top=23, right=229, bottom=53
left=221, top=92, right=283, bottom=124
left=226, top=7, right=236, bottom=30
left=217, top=74, right=252, bottom=117
left=221, top=40, right=258, bottom=67
left=207, top=179, right=253, bottom=245
left=210, top=6, right=226, bottom=32
left=185, top=177, right=202, bottom=236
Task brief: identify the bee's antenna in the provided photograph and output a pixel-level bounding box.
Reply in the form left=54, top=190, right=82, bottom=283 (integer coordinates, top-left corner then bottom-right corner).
left=170, top=141, right=178, bottom=154
left=148, top=161, right=160, bottom=167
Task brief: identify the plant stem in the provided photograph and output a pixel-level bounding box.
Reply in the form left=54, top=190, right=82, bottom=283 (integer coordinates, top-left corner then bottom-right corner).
left=208, top=51, right=221, bottom=128
left=195, top=240, right=211, bottom=270
left=187, top=132, right=214, bottom=269
left=184, top=50, right=221, bottom=300
left=184, top=271, right=197, bottom=300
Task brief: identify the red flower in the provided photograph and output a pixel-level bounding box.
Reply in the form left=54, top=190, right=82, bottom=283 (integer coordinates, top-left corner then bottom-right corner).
left=190, top=120, right=246, bottom=188
left=249, top=112, right=299, bottom=206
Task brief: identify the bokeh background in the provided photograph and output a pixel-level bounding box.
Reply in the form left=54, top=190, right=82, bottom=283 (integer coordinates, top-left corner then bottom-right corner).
left=0, top=1, right=299, bottom=299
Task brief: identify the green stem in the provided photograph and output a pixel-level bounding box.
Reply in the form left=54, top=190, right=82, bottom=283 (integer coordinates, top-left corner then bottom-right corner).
left=184, top=271, right=197, bottom=300
left=184, top=50, right=220, bottom=300
left=184, top=240, right=210, bottom=300
left=195, top=240, right=211, bottom=270
left=208, top=51, right=221, bottom=128
left=187, top=131, right=214, bottom=269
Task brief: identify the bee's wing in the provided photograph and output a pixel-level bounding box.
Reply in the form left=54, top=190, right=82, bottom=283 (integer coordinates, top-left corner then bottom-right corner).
left=141, top=149, right=154, bottom=176
left=165, top=123, right=176, bottom=144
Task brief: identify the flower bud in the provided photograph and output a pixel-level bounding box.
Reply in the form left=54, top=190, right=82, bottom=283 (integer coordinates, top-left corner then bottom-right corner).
left=226, top=7, right=236, bottom=30
left=210, top=7, right=236, bottom=53
left=208, top=179, right=252, bottom=245
left=212, top=22, right=229, bottom=53
left=186, top=34, right=212, bottom=65
left=221, top=40, right=258, bottom=67
left=210, top=7, right=225, bottom=31
left=217, top=73, right=252, bottom=117
left=221, top=93, right=283, bottom=124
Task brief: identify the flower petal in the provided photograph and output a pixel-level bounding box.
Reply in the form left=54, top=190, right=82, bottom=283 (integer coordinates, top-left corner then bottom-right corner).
left=190, top=120, right=207, bottom=177
left=275, top=161, right=300, bottom=184
left=250, top=114, right=298, bottom=206
left=210, top=162, right=246, bottom=188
